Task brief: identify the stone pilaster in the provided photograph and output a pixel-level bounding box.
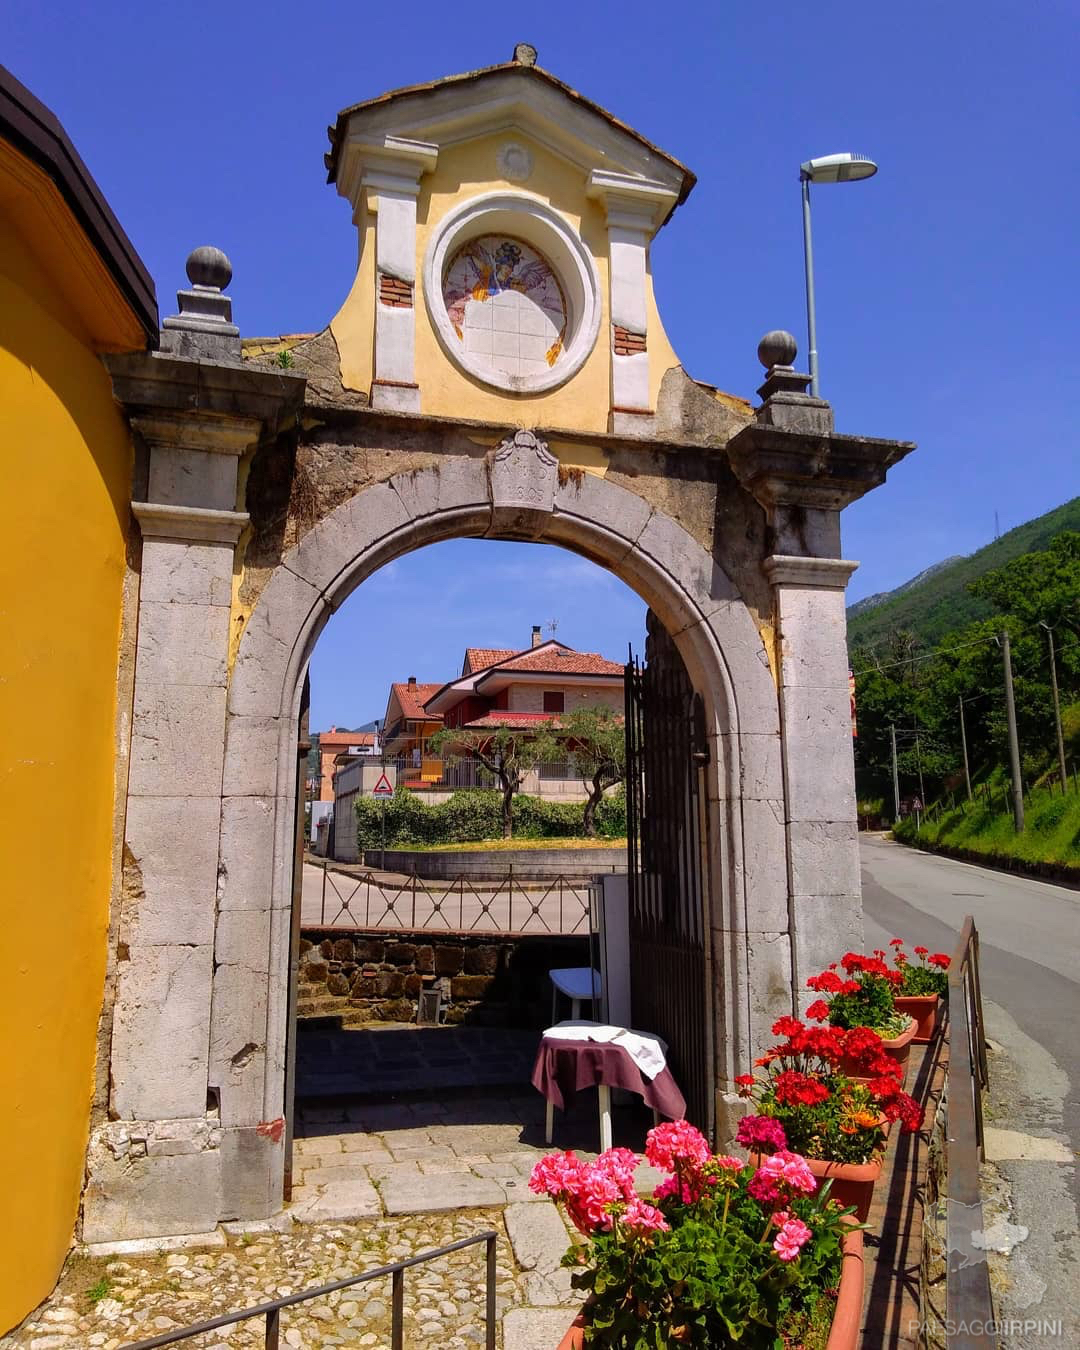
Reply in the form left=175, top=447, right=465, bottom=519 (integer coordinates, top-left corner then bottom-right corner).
left=335, top=136, right=438, bottom=412
left=764, top=554, right=862, bottom=1001
left=85, top=262, right=306, bottom=1241
left=728, top=331, right=916, bottom=1012
left=587, top=171, right=676, bottom=432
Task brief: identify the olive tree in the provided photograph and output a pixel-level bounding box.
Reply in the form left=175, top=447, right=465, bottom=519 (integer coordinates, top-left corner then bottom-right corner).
left=428, top=721, right=560, bottom=838
left=563, top=706, right=626, bottom=837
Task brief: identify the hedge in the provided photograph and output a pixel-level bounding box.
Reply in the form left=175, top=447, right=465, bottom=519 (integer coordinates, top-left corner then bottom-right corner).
left=355, top=786, right=626, bottom=849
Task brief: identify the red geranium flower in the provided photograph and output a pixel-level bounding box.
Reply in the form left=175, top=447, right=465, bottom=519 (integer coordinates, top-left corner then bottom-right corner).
left=772, top=1016, right=804, bottom=1039
left=889, top=938, right=904, bottom=947
left=805, top=999, right=830, bottom=1023
left=929, top=953, right=951, bottom=968
left=914, top=946, right=928, bottom=957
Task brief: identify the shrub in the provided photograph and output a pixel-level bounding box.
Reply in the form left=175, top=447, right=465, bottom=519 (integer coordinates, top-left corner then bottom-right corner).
left=355, top=786, right=627, bottom=850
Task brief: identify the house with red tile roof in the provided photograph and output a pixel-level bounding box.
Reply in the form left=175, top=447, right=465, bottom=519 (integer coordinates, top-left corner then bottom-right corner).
left=378, top=627, right=624, bottom=795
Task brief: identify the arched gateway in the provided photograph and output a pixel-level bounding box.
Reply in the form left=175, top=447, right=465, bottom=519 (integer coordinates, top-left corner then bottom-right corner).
left=86, top=50, right=912, bottom=1241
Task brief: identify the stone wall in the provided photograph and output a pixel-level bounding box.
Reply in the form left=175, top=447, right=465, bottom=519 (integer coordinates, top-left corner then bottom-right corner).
left=298, top=927, right=589, bottom=1027
left=362, top=846, right=626, bottom=879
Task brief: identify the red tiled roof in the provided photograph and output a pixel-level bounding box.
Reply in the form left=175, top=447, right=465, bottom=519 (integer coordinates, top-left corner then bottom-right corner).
left=318, top=729, right=376, bottom=748
left=461, top=712, right=563, bottom=730
left=390, top=682, right=443, bottom=721
left=477, top=648, right=623, bottom=678
left=463, top=647, right=517, bottom=675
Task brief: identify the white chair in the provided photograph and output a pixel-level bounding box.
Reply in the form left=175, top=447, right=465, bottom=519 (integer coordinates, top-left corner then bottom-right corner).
left=548, top=966, right=601, bottom=1023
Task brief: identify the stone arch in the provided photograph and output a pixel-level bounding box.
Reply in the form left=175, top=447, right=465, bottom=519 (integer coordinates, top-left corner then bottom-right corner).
left=211, top=457, right=788, bottom=1201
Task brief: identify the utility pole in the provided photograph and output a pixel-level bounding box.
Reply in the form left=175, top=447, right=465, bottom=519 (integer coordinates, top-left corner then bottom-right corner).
left=890, top=723, right=901, bottom=821
left=958, top=697, right=973, bottom=801
left=915, top=730, right=926, bottom=805
left=1040, top=622, right=1069, bottom=791
left=1001, top=630, right=1025, bottom=831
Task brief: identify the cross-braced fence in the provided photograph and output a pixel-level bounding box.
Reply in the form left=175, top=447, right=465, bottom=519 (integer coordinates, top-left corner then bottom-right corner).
left=307, top=859, right=596, bottom=934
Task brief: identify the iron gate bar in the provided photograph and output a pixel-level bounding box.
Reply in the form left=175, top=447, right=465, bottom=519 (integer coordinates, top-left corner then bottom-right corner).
left=624, top=644, right=714, bottom=1139
left=118, top=1230, right=499, bottom=1350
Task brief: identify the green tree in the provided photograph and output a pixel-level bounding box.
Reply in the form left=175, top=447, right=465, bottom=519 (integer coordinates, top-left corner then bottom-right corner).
left=428, top=722, right=560, bottom=838
left=562, top=706, right=626, bottom=837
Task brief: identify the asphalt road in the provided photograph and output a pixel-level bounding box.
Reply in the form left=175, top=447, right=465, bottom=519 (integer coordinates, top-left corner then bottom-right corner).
left=860, top=834, right=1079, bottom=1344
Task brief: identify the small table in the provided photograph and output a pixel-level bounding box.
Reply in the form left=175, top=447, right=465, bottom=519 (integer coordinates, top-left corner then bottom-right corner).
left=531, top=1023, right=687, bottom=1152
left=548, top=967, right=601, bottom=1023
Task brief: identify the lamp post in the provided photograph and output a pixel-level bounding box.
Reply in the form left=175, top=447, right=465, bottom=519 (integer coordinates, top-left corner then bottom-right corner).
left=799, top=152, right=878, bottom=398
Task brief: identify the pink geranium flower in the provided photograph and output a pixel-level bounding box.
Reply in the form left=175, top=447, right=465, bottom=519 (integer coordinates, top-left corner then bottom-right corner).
left=644, top=1120, right=710, bottom=1173
left=773, top=1216, right=812, bottom=1261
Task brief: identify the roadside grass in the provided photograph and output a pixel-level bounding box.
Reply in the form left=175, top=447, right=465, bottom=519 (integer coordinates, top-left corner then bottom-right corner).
left=894, top=775, right=1080, bottom=876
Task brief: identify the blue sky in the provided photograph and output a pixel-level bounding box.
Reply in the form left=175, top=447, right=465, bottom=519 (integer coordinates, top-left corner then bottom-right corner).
left=8, top=1, right=1075, bottom=727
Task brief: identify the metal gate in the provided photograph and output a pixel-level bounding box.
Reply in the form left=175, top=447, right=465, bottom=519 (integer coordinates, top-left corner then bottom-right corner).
left=625, top=631, right=715, bottom=1138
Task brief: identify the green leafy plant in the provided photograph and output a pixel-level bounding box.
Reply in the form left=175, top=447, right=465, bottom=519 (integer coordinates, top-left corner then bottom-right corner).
left=276, top=348, right=294, bottom=369
left=86, top=1276, right=114, bottom=1304
left=529, top=1122, right=852, bottom=1348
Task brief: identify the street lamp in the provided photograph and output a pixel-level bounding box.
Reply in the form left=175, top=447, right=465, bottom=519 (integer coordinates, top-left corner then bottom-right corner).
left=800, top=152, right=878, bottom=397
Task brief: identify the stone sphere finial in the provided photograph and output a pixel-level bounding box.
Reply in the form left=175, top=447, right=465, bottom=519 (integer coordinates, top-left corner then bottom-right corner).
left=757, top=330, right=797, bottom=370
left=513, top=42, right=538, bottom=66
left=186, top=245, right=232, bottom=291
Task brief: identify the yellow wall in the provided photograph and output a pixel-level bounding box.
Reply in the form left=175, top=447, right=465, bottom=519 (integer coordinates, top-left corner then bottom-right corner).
left=0, top=217, right=132, bottom=1331
left=331, top=130, right=686, bottom=433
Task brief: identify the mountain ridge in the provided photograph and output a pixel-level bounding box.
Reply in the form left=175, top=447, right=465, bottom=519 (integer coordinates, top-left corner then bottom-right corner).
left=846, top=495, right=1080, bottom=651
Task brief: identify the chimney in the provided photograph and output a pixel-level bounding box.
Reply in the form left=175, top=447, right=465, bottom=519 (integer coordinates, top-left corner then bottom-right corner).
left=408, top=676, right=417, bottom=687
left=531, top=625, right=542, bottom=648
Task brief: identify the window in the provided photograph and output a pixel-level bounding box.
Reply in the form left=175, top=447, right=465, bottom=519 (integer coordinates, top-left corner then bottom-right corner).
left=543, top=691, right=564, bottom=713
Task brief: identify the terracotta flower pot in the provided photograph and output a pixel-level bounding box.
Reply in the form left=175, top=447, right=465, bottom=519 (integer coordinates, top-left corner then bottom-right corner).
left=553, top=1227, right=865, bottom=1349
left=895, top=993, right=939, bottom=1043
left=838, top=1015, right=917, bottom=1086
left=825, top=1226, right=866, bottom=1350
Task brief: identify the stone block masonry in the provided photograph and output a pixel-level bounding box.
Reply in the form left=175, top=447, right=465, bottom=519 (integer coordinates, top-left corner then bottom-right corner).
left=297, top=928, right=588, bottom=1026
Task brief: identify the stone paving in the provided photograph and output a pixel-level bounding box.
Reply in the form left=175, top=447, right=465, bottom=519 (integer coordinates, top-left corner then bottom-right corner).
left=3, top=1087, right=661, bottom=1350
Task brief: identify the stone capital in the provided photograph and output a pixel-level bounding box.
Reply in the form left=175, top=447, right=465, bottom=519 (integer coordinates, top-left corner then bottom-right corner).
left=130, top=412, right=263, bottom=458
left=586, top=170, right=678, bottom=233
left=728, top=423, right=915, bottom=514
left=133, top=502, right=250, bottom=544
left=763, top=555, right=859, bottom=591
left=337, top=135, right=439, bottom=209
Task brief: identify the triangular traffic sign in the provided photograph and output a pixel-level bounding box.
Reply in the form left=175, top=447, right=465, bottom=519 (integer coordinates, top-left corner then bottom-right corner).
left=372, top=772, right=394, bottom=797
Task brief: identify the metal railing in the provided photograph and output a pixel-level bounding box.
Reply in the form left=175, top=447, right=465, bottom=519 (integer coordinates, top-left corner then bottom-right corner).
left=120, top=1229, right=498, bottom=1350
left=310, top=859, right=596, bottom=934
left=945, top=915, right=996, bottom=1350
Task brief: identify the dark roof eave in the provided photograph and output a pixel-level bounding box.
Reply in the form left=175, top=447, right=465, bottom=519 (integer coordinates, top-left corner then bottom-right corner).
left=326, top=62, right=696, bottom=214
left=0, top=64, right=159, bottom=345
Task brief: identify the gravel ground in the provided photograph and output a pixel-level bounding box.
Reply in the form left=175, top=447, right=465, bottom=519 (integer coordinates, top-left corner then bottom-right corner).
left=1, top=1211, right=522, bottom=1350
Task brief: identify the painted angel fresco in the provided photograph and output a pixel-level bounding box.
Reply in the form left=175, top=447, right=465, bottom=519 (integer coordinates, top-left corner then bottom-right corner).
left=443, top=236, right=567, bottom=369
